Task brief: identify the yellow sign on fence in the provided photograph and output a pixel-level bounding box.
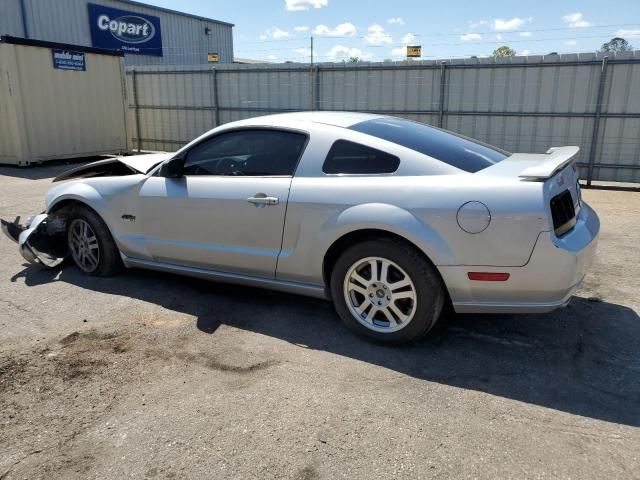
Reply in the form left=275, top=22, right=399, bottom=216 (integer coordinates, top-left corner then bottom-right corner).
left=207, top=53, right=219, bottom=63
left=406, top=46, right=422, bottom=58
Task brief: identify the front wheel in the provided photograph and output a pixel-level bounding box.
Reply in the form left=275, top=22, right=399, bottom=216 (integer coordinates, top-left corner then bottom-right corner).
left=330, top=238, right=445, bottom=344
left=66, top=207, right=121, bottom=277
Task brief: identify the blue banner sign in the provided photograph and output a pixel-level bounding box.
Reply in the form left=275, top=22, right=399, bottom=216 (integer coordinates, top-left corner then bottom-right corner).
left=87, top=3, right=163, bottom=56
left=52, top=49, right=86, bottom=71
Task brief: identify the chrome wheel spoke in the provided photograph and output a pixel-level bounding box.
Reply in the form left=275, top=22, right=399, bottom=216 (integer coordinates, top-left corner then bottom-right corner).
left=389, top=303, right=410, bottom=324
left=393, top=290, right=416, bottom=301
left=368, top=260, right=378, bottom=282
left=365, top=306, right=378, bottom=322
left=380, top=260, right=390, bottom=284
left=351, top=271, right=370, bottom=288
left=348, top=283, right=368, bottom=296
left=389, top=278, right=411, bottom=291
left=380, top=307, right=398, bottom=327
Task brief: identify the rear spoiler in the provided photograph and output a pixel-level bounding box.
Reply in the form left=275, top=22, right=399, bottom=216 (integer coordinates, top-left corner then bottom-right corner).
left=518, top=146, right=579, bottom=180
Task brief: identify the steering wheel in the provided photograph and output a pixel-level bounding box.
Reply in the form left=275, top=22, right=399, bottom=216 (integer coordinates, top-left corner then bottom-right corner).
left=214, top=157, right=245, bottom=175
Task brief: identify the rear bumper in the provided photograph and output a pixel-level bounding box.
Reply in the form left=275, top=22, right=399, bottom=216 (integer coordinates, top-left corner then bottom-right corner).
left=442, top=201, right=600, bottom=314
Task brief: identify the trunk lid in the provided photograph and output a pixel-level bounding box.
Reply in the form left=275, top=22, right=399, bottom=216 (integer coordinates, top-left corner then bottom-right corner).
left=479, top=146, right=582, bottom=236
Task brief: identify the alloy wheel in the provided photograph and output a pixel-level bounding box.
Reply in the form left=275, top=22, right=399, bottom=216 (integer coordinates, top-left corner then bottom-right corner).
left=68, top=219, right=100, bottom=273
left=343, top=256, right=417, bottom=333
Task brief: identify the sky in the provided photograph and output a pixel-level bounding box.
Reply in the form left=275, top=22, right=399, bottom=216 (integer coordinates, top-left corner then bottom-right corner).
left=147, top=0, right=640, bottom=62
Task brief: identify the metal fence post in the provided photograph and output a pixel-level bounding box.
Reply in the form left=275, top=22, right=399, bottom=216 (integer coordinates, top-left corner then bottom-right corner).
left=131, top=70, right=142, bottom=152
left=314, top=65, right=321, bottom=111
left=586, top=56, right=609, bottom=186
left=212, top=67, right=220, bottom=127
left=438, top=62, right=447, bottom=128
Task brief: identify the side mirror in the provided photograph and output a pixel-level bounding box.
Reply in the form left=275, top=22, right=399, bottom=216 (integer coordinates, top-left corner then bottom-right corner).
left=159, top=156, right=185, bottom=178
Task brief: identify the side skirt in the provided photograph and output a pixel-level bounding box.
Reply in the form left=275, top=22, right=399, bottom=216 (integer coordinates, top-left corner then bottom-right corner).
left=122, top=255, right=329, bottom=300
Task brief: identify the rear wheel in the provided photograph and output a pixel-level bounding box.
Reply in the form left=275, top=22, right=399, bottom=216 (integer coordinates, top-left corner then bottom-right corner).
left=66, top=207, right=121, bottom=277
left=330, top=238, right=445, bottom=344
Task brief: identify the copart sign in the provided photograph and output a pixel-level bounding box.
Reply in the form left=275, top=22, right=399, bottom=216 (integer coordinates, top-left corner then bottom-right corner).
left=88, top=3, right=163, bottom=56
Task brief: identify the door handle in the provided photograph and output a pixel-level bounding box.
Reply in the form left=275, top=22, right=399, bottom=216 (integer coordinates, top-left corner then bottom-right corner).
left=247, top=195, right=279, bottom=206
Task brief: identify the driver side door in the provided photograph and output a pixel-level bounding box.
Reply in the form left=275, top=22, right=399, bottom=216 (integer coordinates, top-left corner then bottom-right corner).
left=137, top=128, right=308, bottom=278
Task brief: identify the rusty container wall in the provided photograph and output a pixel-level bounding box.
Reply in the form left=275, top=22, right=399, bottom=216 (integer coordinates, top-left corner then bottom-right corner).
left=0, top=38, right=129, bottom=166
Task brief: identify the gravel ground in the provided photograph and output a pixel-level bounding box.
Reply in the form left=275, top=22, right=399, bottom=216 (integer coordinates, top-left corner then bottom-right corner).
left=0, top=162, right=639, bottom=479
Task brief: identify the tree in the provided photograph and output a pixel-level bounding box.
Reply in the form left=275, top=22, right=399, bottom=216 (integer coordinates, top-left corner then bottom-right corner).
left=600, top=37, right=633, bottom=53
left=348, top=56, right=361, bottom=63
left=492, top=46, right=516, bottom=58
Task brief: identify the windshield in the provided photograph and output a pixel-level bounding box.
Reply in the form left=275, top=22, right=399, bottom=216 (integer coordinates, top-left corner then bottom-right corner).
left=350, top=117, right=510, bottom=173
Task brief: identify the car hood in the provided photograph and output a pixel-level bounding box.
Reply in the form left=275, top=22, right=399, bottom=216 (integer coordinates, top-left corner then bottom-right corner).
left=53, top=152, right=172, bottom=182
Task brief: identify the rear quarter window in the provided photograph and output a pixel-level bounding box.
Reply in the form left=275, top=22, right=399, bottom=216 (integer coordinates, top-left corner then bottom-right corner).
left=322, top=140, right=400, bottom=174
left=350, top=117, right=509, bottom=173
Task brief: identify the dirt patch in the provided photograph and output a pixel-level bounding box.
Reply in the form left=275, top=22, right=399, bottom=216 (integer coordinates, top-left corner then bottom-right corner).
left=176, top=351, right=280, bottom=373
left=0, top=328, right=139, bottom=478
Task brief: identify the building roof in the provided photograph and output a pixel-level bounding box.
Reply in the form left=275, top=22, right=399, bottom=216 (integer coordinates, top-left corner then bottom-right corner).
left=113, top=0, right=234, bottom=27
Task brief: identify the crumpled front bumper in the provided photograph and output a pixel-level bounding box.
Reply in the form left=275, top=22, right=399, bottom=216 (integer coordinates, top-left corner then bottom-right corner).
left=1, top=214, right=67, bottom=267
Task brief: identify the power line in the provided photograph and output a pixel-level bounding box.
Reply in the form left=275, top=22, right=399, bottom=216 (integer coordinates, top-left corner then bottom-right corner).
left=234, top=23, right=640, bottom=45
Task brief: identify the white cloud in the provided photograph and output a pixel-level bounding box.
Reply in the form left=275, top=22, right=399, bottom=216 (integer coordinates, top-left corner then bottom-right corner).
left=391, top=46, right=406, bottom=57
left=520, top=49, right=531, bottom=56
left=562, top=13, right=592, bottom=28
left=293, top=47, right=311, bottom=57
left=267, top=54, right=278, bottom=60
left=313, top=22, right=356, bottom=37
left=401, top=33, right=415, bottom=44
left=387, top=17, right=404, bottom=25
left=293, top=26, right=309, bottom=32
left=520, top=31, right=532, bottom=37
left=260, top=27, right=290, bottom=40
left=365, top=24, right=392, bottom=44
left=492, top=17, right=527, bottom=31
left=285, top=0, right=328, bottom=11
left=461, top=33, right=482, bottom=41
left=326, top=45, right=366, bottom=60
left=615, top=28, right=640, bottom=39
left=565, top=40, right=577, bottom=46
left=469, top=20, right=488, bottom=29
left=495, top=33, right=503, bottom=40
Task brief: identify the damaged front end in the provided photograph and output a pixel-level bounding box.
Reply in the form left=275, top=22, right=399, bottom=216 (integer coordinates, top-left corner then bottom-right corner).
left=1, top=214, right=67, bottom=267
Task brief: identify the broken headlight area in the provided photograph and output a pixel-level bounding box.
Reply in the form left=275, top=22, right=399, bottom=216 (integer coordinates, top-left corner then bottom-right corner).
left=1, top=214, right=68, bottom=267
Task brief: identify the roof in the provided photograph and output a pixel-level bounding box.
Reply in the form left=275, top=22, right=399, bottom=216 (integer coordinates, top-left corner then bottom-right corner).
left=112, top=0, right=234, bottom=27
left=247, top=111, right=383, bottom=128
left=233, top=57, right=273, bottom=65
left=1, top=35, right=124, bottom=56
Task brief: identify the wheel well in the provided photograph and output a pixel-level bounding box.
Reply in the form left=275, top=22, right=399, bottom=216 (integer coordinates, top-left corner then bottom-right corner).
left=322, top=229, right=452, bottom=306
left=49, top=199, right=95, bottom=218
left=323, top=229, right=425, bottom=284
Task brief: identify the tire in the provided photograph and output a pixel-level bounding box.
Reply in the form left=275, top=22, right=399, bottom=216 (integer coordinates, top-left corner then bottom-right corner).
left=330, top=238, right=445, bottom=344
left=66, top=206, right=122, bottom=277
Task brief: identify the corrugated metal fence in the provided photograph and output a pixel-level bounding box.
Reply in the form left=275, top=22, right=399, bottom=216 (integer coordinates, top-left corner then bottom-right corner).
left=126, top=51, right=640, bottom=183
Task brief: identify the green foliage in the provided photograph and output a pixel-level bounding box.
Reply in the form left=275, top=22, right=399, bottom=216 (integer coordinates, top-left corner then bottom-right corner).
left=492, top=46, right=516, bottom=58
left=600, top=37, right=633, bottom=53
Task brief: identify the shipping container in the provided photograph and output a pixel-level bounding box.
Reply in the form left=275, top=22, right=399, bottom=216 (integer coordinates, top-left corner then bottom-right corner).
left=0, top=36, right=129, bottom=166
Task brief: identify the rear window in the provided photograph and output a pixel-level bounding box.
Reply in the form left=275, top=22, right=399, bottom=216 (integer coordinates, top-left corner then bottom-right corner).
left=323, top=140, right=400, bottom=174
left=350, top=117, right=509, bottom=173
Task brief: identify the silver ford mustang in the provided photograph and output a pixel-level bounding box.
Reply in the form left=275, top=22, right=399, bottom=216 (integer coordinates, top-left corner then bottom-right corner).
left=2, top=112, right=599, bottom=343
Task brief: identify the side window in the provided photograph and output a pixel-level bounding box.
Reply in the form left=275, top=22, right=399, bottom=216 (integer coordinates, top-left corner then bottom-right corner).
left=183, top=129, right=307, bottom=176
left=322, top=140, right=400, bottom=174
